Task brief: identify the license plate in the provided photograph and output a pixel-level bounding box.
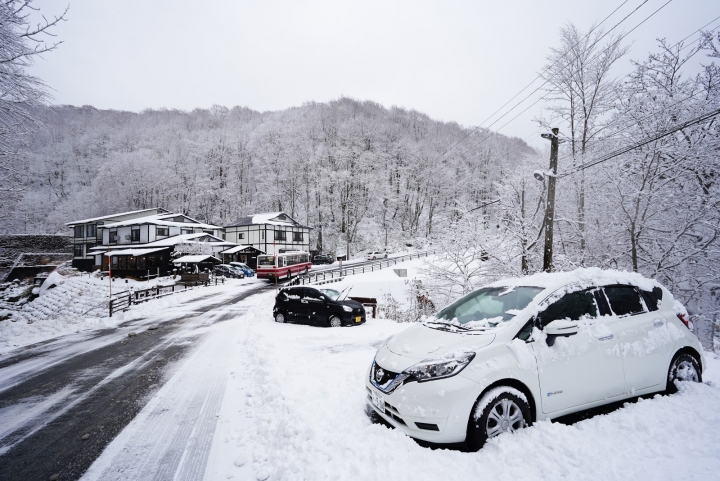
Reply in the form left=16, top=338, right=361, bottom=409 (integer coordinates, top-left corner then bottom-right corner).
left=371, top=389, right=385, bottom=413
left=355, top=316, right=362, bottom=323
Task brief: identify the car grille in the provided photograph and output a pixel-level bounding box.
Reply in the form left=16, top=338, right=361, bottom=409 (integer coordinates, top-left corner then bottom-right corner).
left=370, top=361, right=408, bottom=393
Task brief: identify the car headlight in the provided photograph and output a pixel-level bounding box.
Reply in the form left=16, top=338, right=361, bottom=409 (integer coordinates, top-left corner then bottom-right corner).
left=342, top=305, right=353, bottom=312
left=403, top=351, right=476, bottom=382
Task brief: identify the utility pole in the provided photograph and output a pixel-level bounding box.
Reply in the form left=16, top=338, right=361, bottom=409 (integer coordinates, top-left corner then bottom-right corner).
left=540, top=128, right=559, bottom=272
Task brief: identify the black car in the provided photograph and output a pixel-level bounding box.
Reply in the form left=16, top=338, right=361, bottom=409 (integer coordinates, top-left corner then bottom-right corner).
left=312, top=255, right=335, bottom=265
left=273, top=286, right=366, bottom=327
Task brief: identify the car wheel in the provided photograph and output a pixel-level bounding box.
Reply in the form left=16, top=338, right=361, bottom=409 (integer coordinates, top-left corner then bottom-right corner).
left=328, top=315, right=342, bottom=328
left=274, top=312, right=286, bottom=323
left=666, top=352, right=702, bottom=394
left=467, top=387, right=531, bottom=452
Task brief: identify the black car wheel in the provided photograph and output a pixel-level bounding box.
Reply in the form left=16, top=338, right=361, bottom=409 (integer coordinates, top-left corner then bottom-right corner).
left=275, top=312, right=286, bottom=323
left=467, top=388, right=531, bottom=452
left=666, top=352, right=702, bottom=394
left=328, top=315, right=342, bottom=328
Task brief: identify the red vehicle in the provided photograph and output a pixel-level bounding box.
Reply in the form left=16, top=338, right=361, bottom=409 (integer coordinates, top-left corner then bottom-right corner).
left=256, top=251, right=312, bottom=280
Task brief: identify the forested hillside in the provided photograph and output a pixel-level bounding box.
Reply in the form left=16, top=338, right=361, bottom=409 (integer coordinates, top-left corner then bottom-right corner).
left=10, top=98, right=534, bottom=257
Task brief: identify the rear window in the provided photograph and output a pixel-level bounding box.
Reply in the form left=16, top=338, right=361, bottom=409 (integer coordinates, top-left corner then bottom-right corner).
left=258, top=256, right=275, bottom=266
left=603, top=286, right=645, bottom=317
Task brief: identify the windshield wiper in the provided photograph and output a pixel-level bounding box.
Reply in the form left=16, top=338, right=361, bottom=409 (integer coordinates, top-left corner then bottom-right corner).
left=424, top=320, right=471, bottom=331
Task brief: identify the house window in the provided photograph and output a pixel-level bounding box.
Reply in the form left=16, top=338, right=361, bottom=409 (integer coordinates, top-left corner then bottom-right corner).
left=111, top=256, right=118, bottom=268
left=157, top=227, right=169, bottom=237
left=86, top=224, right=96, bottom=237
left=239, top=233, right=245, bottom=240
left=74, top=226, right=84, bottom=238
left=274, top=230, right=286, bottom=241
left=86, top=243, right=96, bottom=256
left=128, top=256, right=137, bottom=269
left=138, top=256, right=146, bottom=270
left=118, top=256, right=127, bottom=269
left=181, top=229, right=193, bottom=235
left=131, top=228, right=140, bottom=242
left=73, top=244, right=84, bottom=257
left=109, top=229, right=118, bottom=244
left=293, top=232, right=303, bottom=242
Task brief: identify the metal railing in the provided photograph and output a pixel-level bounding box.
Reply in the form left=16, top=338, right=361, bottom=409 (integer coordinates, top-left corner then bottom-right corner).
left=109, top=277, right=226, bottom=317
left=285, top=249, right=437, bottom=287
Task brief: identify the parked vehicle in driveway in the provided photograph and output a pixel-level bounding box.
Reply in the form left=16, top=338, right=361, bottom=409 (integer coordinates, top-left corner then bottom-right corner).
left=273, top=286, right=366, bottom=327
left=312, top=254, right=335, bottom=265
left=366, top=268, right=704, bottom=451
left=229, top=261, right=255, bottom=277
left=215, top=264, right=245, bottom=279
left=366, top=251, right=388, bottom=260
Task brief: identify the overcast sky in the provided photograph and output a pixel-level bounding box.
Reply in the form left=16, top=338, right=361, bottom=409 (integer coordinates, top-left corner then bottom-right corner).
left=29, top=0, right=719, bottom=147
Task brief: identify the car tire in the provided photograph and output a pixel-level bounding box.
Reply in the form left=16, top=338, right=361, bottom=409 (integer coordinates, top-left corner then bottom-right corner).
left=467, top=387, right=531, bottom=452
left=666, top=352, right=702, bottom=394
left=328, top=315, right=342, bottom=328
left=274, top=312, right=286, bottom=323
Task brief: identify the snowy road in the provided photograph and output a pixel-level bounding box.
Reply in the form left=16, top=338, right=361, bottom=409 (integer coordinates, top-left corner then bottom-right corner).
left=0, top=282, right=273, bottom=481
left=81, top=290, right=720, bottom=481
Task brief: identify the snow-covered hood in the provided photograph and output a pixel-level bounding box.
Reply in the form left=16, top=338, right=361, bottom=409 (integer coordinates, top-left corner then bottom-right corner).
left=386, top=324, right=495, bottom=360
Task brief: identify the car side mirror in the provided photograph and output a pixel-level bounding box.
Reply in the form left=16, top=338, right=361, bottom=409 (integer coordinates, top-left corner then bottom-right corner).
left=545, top=319, right=579, bottom=337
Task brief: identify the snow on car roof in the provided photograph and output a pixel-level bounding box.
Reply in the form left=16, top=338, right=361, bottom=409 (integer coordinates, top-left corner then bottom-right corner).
left=484, top=267, right=661, bottom=293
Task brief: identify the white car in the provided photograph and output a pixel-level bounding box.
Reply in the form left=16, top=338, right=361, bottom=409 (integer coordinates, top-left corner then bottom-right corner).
left=366, top=268, right=704, bottom=450
left=366, top=251, right=388, bottom=260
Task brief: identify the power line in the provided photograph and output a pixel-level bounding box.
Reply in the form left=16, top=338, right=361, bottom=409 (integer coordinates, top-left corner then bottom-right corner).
left=558, top=106, right=720, bottom=177
left=554, top=22, right=720, bottom=165
left=444, top=0, right=676, bottom=162
left=425, top=0, right=636, bottom=165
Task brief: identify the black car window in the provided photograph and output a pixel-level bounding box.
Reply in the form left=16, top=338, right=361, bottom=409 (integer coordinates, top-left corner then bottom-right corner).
left=639, top=286, right=663, bottom=312
left=537, top=290, right=598, bottom=328
left=304, top=288, right=324, bottom=302
left=603, top=285, right=645, bottom=317
left=284, top=288, right=303, bottom=300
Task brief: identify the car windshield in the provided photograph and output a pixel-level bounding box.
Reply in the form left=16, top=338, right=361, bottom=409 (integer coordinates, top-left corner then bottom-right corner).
left=429, top=286, right=544, bottom=330
left=319, top=288, right=341, bottom=301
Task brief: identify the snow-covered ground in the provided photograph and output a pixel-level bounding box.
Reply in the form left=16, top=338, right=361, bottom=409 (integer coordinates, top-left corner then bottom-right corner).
left=0, top=272, right=264, bottom=355
left=80, top=259, right=720, bottom=481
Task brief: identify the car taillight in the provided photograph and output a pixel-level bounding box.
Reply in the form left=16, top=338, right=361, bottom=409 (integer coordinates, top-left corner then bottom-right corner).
left=677, top=313, right=691, bottom=329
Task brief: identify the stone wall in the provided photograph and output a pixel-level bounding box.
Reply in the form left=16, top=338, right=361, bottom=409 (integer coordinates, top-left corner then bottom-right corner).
left=0, top=235, right=73, bottom=280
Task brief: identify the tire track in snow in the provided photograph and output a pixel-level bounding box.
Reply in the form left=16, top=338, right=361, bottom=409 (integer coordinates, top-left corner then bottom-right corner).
left=81, top=305, right=244, bottom=481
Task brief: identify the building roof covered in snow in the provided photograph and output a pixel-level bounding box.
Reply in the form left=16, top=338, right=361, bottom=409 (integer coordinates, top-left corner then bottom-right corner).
left=225, top=212, right=312, bottom=229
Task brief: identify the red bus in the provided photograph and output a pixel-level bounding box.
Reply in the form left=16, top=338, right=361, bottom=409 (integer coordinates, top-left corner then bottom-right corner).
left=256, top=251, right=312, bottom=279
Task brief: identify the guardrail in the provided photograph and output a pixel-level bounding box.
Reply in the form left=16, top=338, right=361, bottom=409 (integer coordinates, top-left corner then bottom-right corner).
left=285, top=249, right=437, bottom=287
left=109, top=277, right=226, bottom=317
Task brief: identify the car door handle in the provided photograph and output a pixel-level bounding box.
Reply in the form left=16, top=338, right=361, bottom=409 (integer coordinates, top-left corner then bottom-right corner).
left=598, top=334, right=614, bottom=341
left=653, top=319, right=665, bottom=327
